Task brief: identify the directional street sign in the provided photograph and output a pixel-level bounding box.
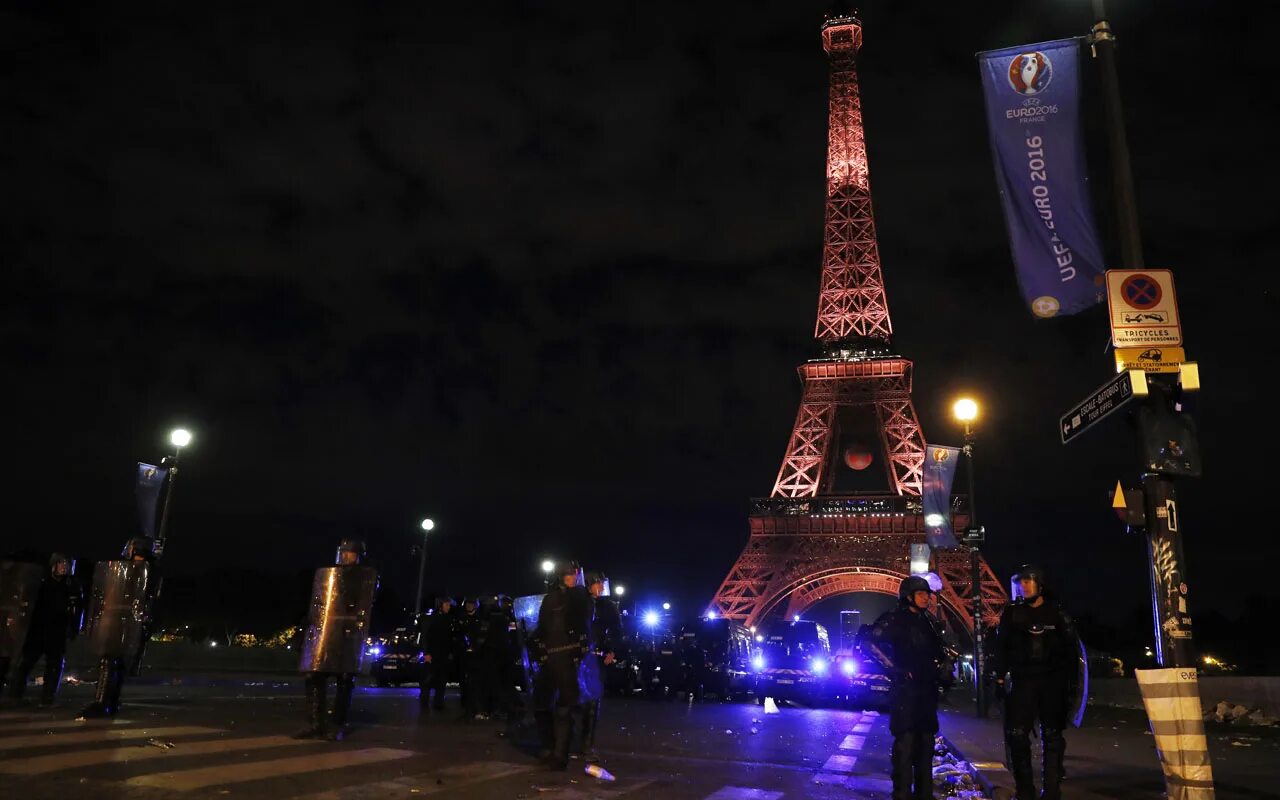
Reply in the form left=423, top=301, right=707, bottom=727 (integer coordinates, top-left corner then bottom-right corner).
left=1060, top=369, right=1149, bottom=445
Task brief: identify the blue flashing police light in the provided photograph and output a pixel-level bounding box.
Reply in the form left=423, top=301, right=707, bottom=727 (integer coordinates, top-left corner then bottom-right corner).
left=706, top=610, right=717, bottom=620
left=809, top=656, right=828, bottom=675
left=752, top=654, right=766, bottom=671
left=841, top=659, right=858, bottom=677
left=644, top=611, right=660, bottom=627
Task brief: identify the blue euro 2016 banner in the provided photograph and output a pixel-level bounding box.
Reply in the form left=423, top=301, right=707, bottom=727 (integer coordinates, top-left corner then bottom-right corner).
left=136, top=462, right=169, bottom=539
left=921, top=445, right=961, bottom=549
left=978, top=38, right=1106, bottom=319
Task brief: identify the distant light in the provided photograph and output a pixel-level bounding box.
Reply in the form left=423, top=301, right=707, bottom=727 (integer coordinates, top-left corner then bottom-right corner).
left=953, top=398, right=979, bottom=423
left=841, top=659, right=858, bottom=677
left=662, top=602, right=671, bottom=611
left=749, top=626, right=757, bottom=634
left=793, top=614, right=801, bottom=622
left=644, top=611, right=660, bottom=627
left=810, top=657, right=828, bottom=675
left=209, top=641, right=217, bottom=648
left=368, top=646, right=382, bottom=656
left=170, top=428, right=192, bottom=448
left=420, top=518, right=435, bottom=532
left=924, top=513, right=946, bottom=528
left=752, top=655, right=765, bottom=671
left=705, top=610, right=717, bottom=620
left=755, top=635, right=764, bottom=643
left=541, top=560, right=554, bottom=574
left=614, top=585, right=626, bottom=597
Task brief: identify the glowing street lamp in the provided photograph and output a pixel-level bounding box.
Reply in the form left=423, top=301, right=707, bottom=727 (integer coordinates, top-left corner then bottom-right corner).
left=614, top=585, right=626, bottom=597
left=541, top=559, right=555, bottom=591
left=413, top=518, right=436, bottom=620
left=661, top=602, right=671, bottom=611
left=952, top=395, right=986, bottom=718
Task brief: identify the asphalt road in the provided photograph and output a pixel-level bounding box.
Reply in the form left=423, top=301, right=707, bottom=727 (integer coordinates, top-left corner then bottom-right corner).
left=0, top=676, right=904, bottom=800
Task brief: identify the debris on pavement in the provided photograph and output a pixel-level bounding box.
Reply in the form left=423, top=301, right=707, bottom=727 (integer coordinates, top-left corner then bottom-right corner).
left=931, top=735, right=989, bottom=799
left=1205, top=700, right=1279, bottom=727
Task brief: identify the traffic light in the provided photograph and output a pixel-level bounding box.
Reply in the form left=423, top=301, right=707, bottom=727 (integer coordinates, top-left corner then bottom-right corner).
left=1135, top=382, right=1201, bottom=478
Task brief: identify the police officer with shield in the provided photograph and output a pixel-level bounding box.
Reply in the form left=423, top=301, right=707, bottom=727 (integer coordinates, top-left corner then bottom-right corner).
left=989, top=564, right=1082, bottom=800
left=0, top=556, right=46, bottom=697
left=580, top=570, right=619, bottom=763
left=6, top=554, right=84, bottom=705
left=78, top=536, right=159, bottom=719
left=531, top=560, right=593, bottom=770
left=294, top=538, right=378, bottom=742
left=865, top=575, right=949, bottom=800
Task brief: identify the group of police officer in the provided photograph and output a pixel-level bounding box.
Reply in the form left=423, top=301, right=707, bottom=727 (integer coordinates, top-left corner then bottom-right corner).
left=865, top=565, right=1080, bottom=800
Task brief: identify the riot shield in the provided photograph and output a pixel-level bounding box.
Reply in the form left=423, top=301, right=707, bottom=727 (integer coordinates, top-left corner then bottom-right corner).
left=298, top=565, right=377, bottom=674
left=85, top=561, right=152, bottom=658
left=0, top=562, right=43, bottom=658
left=1070, top=637, right=1089, bottom=728
left=512, top=593, right=544, bottom=710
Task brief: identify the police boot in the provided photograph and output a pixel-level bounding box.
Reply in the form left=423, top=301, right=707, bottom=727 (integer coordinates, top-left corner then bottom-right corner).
left=1005, top=727, right=1037, bottom=800
left=912, top=731, right=935, bottom=800
left=294, top=675, right=328, bottom=739
left=104, top=659, right=125, bottom=715
left=1040, top=728, right=1066, bottom=800
left=534, top=708, right=554, bottom=761
left=326, top=674, right=354, bottom=741
left=581, top=700, right=601, bottom=763
left=40, top=655, right=65, bottom=706
left=890, top=732, right=918, bottom=800
left=77, top=658, right=116, bottom=719
left=545, top=706, right=573, bottom=770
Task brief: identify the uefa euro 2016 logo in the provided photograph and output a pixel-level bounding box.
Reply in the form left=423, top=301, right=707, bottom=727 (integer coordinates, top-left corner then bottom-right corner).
left=1007, top=51, right=1052, bottom=95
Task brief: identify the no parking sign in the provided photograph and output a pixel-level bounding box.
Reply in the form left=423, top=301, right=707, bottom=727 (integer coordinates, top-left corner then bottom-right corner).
left=1106, top=269, right=1183, bottom=347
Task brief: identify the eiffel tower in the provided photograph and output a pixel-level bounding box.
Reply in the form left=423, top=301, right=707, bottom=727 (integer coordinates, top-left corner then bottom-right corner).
left=710, top=12, right=1006, bottom=636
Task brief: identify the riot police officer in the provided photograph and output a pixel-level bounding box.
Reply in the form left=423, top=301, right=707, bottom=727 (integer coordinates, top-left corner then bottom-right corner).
left=580, top=571, right=620, bottom=763
left=989, top=565, right=1081, bottom=800
left=531, top=560, right=593, bottom=770
left=78, top=536, right=159, bottom=719
left=0, top=556, right=44, bottom=697
left=7, top=553, right=84, bottom=705
left=294, top=538, right=378, bottom=742
left=865, top=575, right=948, bottom=800
left=420, top=596, right=456, bottom=711
left=457, top=597, right=482, bottom=720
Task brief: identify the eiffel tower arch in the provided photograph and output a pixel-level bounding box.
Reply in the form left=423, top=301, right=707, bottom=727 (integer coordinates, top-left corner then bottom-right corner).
left=710, top=13, right=1006, bottom=636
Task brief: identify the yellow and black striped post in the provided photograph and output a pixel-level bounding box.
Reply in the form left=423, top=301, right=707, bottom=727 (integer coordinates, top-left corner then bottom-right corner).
left=1135, top=668, right=1215, bottom=799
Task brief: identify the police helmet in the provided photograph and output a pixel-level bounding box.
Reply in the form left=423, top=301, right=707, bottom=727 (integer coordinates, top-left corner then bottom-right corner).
left=335, top=537, right=366, bottom=564
left=1012, top=564, right=1047, bottom=599
left=49, top=552, right=75, bottom=576
left=122, top=536, right=156, bottom=561
left=898, top=574, right=933, bottom=604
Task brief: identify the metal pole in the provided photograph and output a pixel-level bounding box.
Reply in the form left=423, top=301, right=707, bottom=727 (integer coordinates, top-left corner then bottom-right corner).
left=1090, top=0, right=1143, bottom=269
left=963, top=421, right=986, bottom=718
left=155, top=450, right=180, bottom=556
left=413, top=533, right=428, bottom=621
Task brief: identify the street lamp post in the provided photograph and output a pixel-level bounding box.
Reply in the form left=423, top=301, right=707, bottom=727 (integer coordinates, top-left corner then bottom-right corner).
left=413, top=518, right=435, bottom=621
left=953, top=398, right=987, bottom=718
left=156, top=428, right=192, bottom=557
left=541, top=559, right=554, bottom=592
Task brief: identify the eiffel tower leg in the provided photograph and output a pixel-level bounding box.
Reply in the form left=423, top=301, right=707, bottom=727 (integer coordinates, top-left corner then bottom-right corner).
left=873, top=395, right=925, bottom=497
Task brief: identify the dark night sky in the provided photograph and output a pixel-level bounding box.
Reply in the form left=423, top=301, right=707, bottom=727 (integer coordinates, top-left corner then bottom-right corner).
left=3, top=2, right=1274, bottom=630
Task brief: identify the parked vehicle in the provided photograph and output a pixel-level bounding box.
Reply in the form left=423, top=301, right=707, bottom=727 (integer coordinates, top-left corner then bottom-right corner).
left=753, top=619, right=832, bottom=705
left=676, top=617, right=754, bottom=700
left=369, top=627, right=426, bottom=687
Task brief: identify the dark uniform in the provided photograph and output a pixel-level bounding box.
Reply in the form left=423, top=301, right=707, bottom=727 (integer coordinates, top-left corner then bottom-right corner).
left=7, top=554, right=84, bottom=705
left=78, top=536, right=159, bottom=719
left=465, top=596, right=505, bottom=720
left=581, top=571, right=621, bottom=762
left=420, top=598, right=456, bottom=710
left=531, top=561, right=593, bottom=770
left=294, top=538, right=378, bottom=742
left=989, top=565, right=1080, bottom=800
left=865, top=575, right=949, bottom=800
left=457, top=598, right=482, bottom=718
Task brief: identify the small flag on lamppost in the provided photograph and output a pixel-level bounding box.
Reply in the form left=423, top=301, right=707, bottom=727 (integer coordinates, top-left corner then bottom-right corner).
left=136, top=462, right=169, bottom=540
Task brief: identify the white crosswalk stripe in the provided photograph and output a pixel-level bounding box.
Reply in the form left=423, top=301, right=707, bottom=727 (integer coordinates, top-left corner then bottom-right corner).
left=0, top=726, right=221, bottom=751
left=839, top=734, right=866, bottom=750
left=290, top=760, right=536, bottom=799
left=0, top=718, right=134, bottom=733
left=1, top=734, right=323, bottom=775
left=126, top=746, right=416, bottom=791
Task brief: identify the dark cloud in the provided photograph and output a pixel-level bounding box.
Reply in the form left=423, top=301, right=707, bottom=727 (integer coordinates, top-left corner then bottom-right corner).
left=3, top=2, right=1272, bottom=623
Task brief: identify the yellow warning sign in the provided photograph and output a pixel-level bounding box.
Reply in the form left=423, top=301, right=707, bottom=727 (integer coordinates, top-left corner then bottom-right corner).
left=1114, top=346, right=1186, bottom=374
